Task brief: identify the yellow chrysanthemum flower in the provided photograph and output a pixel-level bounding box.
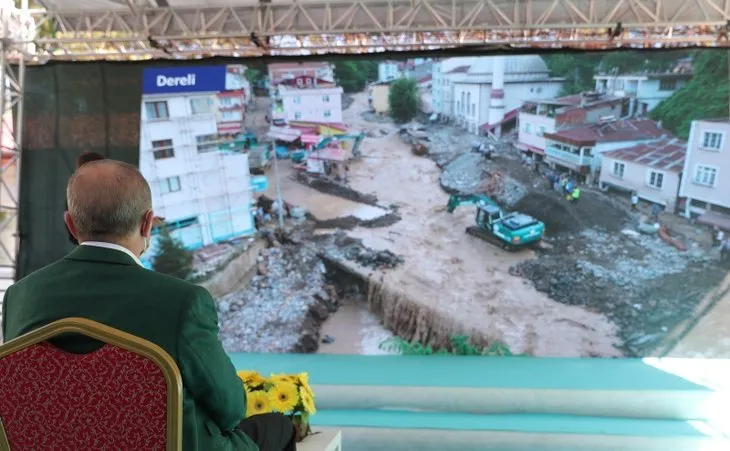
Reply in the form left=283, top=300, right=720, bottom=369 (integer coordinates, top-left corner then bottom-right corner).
left=238, top=370, right=266, bottom=389
left=270, top=373, right=298, bottom=384
left=245, top=390, right=271, bottom=417
left=268, top=380, right=299, bottom=413
left=299, top=385, right=316, bottom=415
left=297, top=372, right=310, bottom=386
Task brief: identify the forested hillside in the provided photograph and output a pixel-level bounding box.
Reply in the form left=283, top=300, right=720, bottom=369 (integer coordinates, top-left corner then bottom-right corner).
left=650, top=51, right=729, bottom=139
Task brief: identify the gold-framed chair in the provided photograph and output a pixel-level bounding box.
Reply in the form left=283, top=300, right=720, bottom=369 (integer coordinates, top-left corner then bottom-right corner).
left=0, top=317, right=182, bottom=451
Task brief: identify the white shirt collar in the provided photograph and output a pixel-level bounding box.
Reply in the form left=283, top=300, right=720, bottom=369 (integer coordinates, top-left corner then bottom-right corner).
left=81, top=241, right=144, bottom=267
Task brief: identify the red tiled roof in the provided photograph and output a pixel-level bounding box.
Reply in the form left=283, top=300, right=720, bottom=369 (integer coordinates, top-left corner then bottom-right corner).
left=418, top=75, right=433, bottom=84
left=544, top=119, right=667, bottom=146
left=481, top=108, right=519, bottom=130
left=445, top=65, right=470, bottom=74
left=603, top=138, right=686, bottom=172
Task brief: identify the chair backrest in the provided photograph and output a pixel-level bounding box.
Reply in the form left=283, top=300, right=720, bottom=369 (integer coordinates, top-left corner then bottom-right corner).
left=0, top=318, right=182, bottom=451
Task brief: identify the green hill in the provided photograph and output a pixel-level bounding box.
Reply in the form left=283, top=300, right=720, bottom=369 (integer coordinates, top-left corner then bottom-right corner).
left=650, top=51, right=729, bottom=139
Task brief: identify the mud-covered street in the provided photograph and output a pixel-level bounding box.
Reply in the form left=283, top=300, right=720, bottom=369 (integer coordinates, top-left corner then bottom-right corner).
left=222, top=90, right=727, bottom=358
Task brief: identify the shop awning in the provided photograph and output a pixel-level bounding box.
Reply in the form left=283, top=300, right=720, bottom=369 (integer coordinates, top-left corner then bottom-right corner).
left=266, top=126, right=301, bottom=142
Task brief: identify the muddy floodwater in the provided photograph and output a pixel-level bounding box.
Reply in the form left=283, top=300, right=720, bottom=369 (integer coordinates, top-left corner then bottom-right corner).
left=318, top=297, right=397, bottom=355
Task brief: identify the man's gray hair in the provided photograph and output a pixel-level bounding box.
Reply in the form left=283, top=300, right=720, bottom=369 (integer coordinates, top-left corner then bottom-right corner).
left=67, top=160, right=152, bottom=240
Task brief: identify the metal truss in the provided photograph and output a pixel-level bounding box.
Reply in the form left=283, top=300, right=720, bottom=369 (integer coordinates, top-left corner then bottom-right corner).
left=0, top=3, right=25, bottom=289
left=2, top=0, right=729, bottom=62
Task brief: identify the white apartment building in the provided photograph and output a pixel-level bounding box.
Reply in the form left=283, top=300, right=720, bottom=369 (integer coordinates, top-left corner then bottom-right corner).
left=139, top=92, right=255, bottom=254
left=431, top=57, right=475, bottom=119
left=278, top=85, right=344, bottom=124
left=594, top=72, right=691, bottom=117
left=679, top=119, right=730, bottom=217
left=378, top=61, right=400, bottom=82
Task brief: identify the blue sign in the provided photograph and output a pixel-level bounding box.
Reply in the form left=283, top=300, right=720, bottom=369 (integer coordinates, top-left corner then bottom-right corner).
left=142, top=66, right=228, bottom=94
left=251, top=176, right=269, bottom=193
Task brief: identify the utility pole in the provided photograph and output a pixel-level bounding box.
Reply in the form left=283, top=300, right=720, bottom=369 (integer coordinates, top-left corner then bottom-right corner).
left=271, top=141, right=284, bottom=228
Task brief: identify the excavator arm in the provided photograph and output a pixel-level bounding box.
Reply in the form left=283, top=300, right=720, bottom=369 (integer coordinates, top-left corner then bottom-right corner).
left=446, top=194, right=495, bottom=213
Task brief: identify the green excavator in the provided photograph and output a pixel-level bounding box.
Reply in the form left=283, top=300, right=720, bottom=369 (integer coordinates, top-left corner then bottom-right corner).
left=447, top=194, right=545, bottom=251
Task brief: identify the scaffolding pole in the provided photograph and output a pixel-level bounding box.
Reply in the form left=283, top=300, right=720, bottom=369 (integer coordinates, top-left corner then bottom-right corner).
left=0, top=1, right=26, bottom=284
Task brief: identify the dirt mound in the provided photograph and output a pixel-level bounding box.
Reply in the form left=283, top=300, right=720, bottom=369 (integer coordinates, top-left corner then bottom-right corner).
left=514, top=193, right=584, bottom=234
left=296, top=172, right=379, bottom=206
left=515, top=190, right=629, bottom=235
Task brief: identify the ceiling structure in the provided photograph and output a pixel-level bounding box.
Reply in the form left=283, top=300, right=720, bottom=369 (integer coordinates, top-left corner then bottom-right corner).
left=0, top=0, right=727, bottom=62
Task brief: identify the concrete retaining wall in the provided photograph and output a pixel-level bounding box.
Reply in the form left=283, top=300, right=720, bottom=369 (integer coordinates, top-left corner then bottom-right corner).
left=200, top=238, right=267, bottom=298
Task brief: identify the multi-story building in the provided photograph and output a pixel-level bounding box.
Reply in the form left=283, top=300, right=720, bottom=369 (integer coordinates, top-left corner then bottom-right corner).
left=679, top=119, right=730, bottom=218
left=594, top=70, right=691, bottom=117
left=449, top=55, right=564, bottom=136
left=139, top=66, right=255, bottom=258
left=599, top=138, right=686, bottom=211
left=542, top=118, right=668, bottom=183
left=268, top=62, right=334, bottom=96
left=517, top=92, right=626, bottom=155
left=431, top=58, right=474, bottom=119
left=278, top=85, right=344, bottom=124
left=378, top=61, right=400, bottom=82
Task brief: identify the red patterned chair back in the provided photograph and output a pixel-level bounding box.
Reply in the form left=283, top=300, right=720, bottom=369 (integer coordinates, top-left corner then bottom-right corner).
left=0, top=318, right=182, bottom=450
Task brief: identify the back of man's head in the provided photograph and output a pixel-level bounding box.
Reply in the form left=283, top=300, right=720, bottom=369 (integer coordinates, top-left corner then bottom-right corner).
left=67, top=160, right=152, bottom=241
left=76, top=151, right=105, bottom=169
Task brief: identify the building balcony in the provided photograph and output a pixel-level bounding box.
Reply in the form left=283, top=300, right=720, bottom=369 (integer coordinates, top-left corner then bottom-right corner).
left=545, top=146, right=593, bottom=171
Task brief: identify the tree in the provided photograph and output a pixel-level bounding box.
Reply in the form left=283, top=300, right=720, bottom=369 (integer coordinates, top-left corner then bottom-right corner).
left=388, top=77, right=421, bottom=123
left=152, top=227, right=194, bottom=280
left=334, top=61, right=368, bottom=93
left=651, top=50, right=729, bottom=139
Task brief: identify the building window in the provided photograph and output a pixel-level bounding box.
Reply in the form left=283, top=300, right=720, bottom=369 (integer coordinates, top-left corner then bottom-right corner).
left=324, top=110, right=332, bottom=118
left=221, top=111, right=241, bottom=122
left=537, top=125, right=546, bottom=137
left=659, top=79, right=677, bottom=91
left=219, top=96, right=237, bottom=107
left=523, top=122, right=532, bottom=134
left=471, top=103, right=475, bottom=116
left=612, top=161, right=626, bottom=178
left=196, top=134, right=218, bottom=153
left=295, top=112, right=302, bottom=120
left=152, top=139, right=174, bottom=159
left=647, top=170, right=664, bottom=189
left=701, top=131, right=723, bottom=151
left=323, top=95, right=330, bottom=103
left=160, top=176, right=181, bottom=194
left=145, top=101, right=169, bottom=120
left=693, top=165, right=717, bottom=187
left=190, top=97, right=214, bottom=115
left=293, top=97, right=301, bottom=104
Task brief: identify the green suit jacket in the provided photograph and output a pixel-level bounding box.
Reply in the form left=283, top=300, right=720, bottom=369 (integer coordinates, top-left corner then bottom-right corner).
left=1, top=245, right=258, bottom=451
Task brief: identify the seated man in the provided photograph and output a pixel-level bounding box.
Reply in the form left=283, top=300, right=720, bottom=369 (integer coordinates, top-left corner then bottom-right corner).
left=2, top=160, right=295, bottom=451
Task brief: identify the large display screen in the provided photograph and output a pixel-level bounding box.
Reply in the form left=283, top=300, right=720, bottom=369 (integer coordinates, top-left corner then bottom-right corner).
left=138, top=50, right=730, bottom=359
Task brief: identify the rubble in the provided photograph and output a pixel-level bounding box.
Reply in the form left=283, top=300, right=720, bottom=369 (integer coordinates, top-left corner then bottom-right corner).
left=510, top=227, right=722, bottom=356
left=217, top=244, right=334, bottom=353
left=440, top=152, right=486, bottom=194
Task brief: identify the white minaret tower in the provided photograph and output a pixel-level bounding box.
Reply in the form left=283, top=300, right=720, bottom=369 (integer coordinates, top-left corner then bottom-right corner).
left=487, top=56, right=506, bottom=137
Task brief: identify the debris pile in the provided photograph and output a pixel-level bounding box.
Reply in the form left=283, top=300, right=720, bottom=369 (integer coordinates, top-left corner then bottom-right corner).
left=217, top=244, right=334, bottom=354
left=440, top=152, right=487, bottom=194
left=510, top=227, right=721, bottom=356
left=315, top=231, right=405, bottom=270
left=343, top=245, right=404, bottom=269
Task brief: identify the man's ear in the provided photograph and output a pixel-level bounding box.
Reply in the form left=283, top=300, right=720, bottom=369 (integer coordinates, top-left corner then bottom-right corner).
left=141, top=210, right=155, bottom=238
left=64, top=212, right=79, bottom=241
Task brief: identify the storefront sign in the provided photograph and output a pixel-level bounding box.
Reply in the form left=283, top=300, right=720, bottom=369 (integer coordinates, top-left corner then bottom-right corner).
left=143, top=66, right=228, bottom=94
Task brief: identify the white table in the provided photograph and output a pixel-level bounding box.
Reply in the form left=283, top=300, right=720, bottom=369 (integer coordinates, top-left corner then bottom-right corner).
left=298, top=428, right=341, bottom=451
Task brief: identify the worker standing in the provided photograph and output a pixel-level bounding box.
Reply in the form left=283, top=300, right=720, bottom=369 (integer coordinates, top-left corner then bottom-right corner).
left=651, top=203, right=662, bottom=222
left=571, top=186, right=581, bottom=203
left=631, top=191, right=639, bottom=210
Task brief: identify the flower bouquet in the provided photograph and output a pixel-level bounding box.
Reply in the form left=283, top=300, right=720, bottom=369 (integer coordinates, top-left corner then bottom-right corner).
left=237, top=370, right=316, bottom=442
